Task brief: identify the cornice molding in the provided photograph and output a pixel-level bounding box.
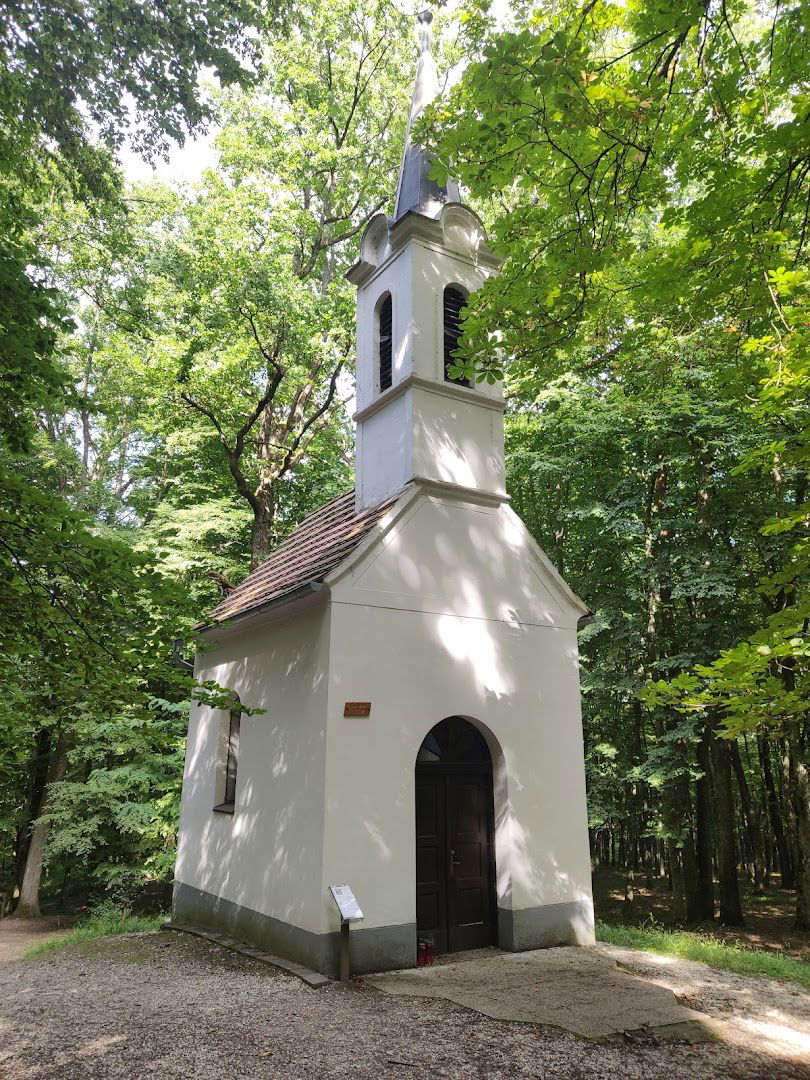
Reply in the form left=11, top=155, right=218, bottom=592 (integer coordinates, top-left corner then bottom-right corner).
left=353, top=373, right=506, bottom=425
left=412, top=476, right=509, bottom=507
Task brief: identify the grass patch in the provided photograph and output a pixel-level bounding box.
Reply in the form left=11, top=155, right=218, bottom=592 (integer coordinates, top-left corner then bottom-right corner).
left=596, top=919, right=810, bottom=989
left=26, top=911, right=166, bottom=957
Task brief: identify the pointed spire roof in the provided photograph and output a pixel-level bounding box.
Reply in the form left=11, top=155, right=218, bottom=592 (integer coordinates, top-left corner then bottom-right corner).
left=393, top=10, right=461, bottom=221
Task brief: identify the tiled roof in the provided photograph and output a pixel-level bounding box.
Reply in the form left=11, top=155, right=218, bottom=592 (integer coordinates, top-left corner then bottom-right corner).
left=207, top=488, right=399, bottom=625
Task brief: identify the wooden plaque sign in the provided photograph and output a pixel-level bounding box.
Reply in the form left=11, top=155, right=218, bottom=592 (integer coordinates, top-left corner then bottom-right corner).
left=343, top=701, right=371, bottom=717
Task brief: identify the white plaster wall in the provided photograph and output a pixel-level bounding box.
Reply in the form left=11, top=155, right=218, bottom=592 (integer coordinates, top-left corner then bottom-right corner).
left=355, top=390, right=413, bottom=509
left=411, top=385, right=505, bottom=495
left=354, top=246, right=413, bottom=413
left=338, top=495, right=577, bottom=628
left=174, top=603, right=331, bottom=935
left=354, top=227, right=505, bottom=511
left=320, top=494, right=593, bottom=937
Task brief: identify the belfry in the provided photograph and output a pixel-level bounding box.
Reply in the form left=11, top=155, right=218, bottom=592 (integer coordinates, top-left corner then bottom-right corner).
left=173, top=10, right=595, bottom=976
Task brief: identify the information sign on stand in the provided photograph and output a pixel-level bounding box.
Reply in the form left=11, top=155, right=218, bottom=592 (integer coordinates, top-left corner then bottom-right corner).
left=329, top=885, right=364, bottom=982
left=329, top=885, right=364, bottom=923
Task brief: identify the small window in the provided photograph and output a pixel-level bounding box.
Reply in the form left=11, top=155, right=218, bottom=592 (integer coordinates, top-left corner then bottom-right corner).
left=443, top=286, right=470, bottom=387
left=377, top=293, right=393, bottom=391
left=214, top=697, right=241, bottom=813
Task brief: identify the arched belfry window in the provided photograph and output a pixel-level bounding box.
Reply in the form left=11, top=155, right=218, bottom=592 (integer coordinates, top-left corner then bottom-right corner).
left=377, top=292, right=393, bottom=392
left=443, top=286, right=471, bottom=387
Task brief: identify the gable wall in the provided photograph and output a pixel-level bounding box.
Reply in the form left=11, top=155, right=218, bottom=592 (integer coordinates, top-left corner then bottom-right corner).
left=319, top=494, right=593, bottom=959
left=333, top=495, right=583, bottom=629
left=320, top=603, right=593, bottom=954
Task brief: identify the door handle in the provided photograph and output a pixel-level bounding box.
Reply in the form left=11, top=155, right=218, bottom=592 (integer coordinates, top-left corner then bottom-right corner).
left=449, top=849, right=460, bottom=876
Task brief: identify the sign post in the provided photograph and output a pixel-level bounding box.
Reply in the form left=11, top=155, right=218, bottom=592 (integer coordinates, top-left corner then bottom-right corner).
left=329, top=885, right=364, bottom=983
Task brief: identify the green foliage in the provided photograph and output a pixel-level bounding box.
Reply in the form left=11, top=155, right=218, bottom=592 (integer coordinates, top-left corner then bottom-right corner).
left=0, top=0, right=266, bottom=456
left=595, top=920, right=810, bottom=989
left=1, top=0, right=423, bottom=914
left=0, top=0, right=263, bottom=170
left=647, top=269, right=809, bottom=736
left=0, top=0, right=272, bottom=913
left=430, top=1, right=810, bottom=381
left=436, top=1, right=808, bottom=904
left=25, top=907, right=166, bottom=956
left=504, top=326, right=781, bottom=849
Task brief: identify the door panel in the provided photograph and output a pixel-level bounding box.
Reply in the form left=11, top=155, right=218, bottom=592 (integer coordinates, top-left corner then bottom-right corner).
left=415, top=771, right=448, bottom=954
left=415, top=766, right=495, bottom=955
left=447, top=773, right=495, bottom=951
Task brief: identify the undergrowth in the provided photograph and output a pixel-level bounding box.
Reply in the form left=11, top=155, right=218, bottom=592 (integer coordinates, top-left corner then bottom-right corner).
left=596, top=919, right=810, bottom=989
left=26, top=907, right=166, bottom=956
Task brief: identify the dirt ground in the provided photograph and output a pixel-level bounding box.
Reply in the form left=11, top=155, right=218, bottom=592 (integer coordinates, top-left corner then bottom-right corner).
left=0, top=916, right=74, bottom=967
left=593, top=868, right=810, bottom=961
left=1, top=929, right=809, bottom=1079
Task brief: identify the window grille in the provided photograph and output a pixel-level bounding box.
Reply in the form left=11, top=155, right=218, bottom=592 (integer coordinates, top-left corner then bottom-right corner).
left=378, top=294, right=393, bottom=391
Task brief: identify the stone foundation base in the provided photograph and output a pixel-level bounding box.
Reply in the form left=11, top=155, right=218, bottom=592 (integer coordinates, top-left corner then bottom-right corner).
left=498, top=899, right=595, bottom=950
left=172, top=881, right=415, bottom=977
left=173, top=881, right=595, bottom=976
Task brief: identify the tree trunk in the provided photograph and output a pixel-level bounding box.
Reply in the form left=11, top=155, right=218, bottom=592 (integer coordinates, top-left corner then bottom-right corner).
left=677, top=773, right=702, bottom=923
left=625, top=699, right=646, bottom=906
left=730, top=740, right=766, bottom=895
left=784, top=717, right=810, bottom=929
left=249, top=489, right=276, bottom=569
left=711, top=727, right=744, bottom=926
left=14, top=732, right=71, bottom=919
left=14, top=728, right=52, bottom=897
left=760, top=733, right=795, bottom=887
left=694, top=724, right=715, bottom=920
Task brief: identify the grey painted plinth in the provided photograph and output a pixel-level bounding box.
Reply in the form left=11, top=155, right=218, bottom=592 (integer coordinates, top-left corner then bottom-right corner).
left=172, top=881, right=415, bottom=978
left=498, top=899, right=595, bottom=951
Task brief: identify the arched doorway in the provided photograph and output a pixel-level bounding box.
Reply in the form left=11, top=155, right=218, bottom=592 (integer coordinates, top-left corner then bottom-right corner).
left=415, top=716, right=497, bottom=954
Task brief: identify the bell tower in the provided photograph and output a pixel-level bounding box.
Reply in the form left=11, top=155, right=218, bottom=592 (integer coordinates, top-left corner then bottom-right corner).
left=348, top=10, right=504, bottom=513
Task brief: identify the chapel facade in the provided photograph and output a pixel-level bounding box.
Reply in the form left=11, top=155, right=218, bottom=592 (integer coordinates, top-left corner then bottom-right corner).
left=172, top=11, right=595, bottom=977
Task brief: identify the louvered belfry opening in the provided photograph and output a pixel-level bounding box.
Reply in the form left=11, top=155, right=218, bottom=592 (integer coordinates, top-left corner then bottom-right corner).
left=378, top=293, right=393, bottom=391
left=443, top=286, right=470, bottom=386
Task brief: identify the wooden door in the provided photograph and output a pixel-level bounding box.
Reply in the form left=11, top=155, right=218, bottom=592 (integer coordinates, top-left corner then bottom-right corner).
left=446, top=770, right=495, bottom=951
left=416, top=770, right=449, bottom=953
left=416, top=766, right=496, bottom=954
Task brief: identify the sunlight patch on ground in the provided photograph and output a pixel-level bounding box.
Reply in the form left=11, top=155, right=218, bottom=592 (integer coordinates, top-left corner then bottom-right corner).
left=736, top=1017, right=810, bottom=1055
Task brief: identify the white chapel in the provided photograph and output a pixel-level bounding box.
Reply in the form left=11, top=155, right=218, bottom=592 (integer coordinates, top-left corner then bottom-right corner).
left=173, top=11, right=595, bottom=976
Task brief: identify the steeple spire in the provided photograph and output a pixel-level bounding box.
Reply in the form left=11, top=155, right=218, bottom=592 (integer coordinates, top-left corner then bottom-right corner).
left=393, top=10, right=461, bottom=221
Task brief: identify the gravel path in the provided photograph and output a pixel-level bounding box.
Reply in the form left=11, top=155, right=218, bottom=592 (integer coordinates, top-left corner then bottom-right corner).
left=0, top=931, right=808, bottom=1079
left=600, top=942, right=810, bottom=1066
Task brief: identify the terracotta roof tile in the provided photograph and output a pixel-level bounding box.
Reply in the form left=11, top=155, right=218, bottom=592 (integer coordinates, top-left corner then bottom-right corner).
left=207, top=488, right=399, bottom=624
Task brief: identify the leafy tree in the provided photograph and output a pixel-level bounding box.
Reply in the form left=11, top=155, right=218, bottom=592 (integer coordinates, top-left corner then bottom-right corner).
left=432, top=0, right=809, bottom=926
left=73, top=0, right=417, bottom=570
left=0, top=464, right=197, bottom=915
left=1, top=0, right=267, bottom=454
left=1, top=0, right=271, bottom=915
